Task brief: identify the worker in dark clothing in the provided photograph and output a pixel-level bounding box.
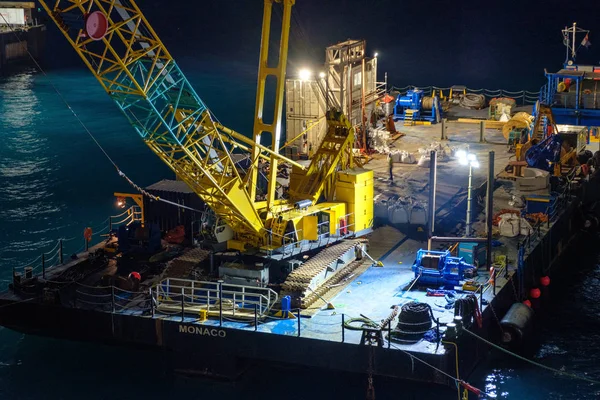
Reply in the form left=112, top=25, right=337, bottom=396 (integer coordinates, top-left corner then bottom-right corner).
left=388, top=153, right=394, bottom=184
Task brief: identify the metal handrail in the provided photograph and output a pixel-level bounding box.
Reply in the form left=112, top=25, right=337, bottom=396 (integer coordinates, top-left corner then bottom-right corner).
left=154, top=278, right=278, bottom=316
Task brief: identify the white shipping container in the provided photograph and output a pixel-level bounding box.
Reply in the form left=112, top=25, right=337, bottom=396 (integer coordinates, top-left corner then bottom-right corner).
left=0, top=8, right=25, bottom=25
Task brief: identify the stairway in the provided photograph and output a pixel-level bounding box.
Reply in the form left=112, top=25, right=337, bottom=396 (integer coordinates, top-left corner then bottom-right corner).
left=403, top=109, right=419, bottom=126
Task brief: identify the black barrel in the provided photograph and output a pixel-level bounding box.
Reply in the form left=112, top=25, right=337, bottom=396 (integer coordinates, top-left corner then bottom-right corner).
left=500, top=302, right=534, bottom=347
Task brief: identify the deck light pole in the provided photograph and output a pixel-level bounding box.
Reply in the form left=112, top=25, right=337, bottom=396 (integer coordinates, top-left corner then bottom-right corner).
left=456, top=150, right=479, bottom=236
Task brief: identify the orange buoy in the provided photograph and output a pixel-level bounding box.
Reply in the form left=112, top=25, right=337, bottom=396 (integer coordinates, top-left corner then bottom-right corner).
left=83, top=227, right=93, bottom=242
left=540, top=276, right=551, bottom=287
left=489, top=266, right=495, bottom=285
left=523, top=300, right=532, bottom=308
left=530, top=288, right=541, bottom=299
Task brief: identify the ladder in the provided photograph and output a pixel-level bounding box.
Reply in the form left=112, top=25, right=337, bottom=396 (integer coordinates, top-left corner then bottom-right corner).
left=531, top=104, right=558, bottom=141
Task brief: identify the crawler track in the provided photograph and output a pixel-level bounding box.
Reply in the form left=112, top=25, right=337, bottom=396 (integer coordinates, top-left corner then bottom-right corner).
left=281, top=239, right=368, bottom=308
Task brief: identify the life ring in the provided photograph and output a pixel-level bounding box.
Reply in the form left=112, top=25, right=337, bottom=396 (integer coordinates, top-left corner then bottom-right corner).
left=84, top=227, right=93, bottom=242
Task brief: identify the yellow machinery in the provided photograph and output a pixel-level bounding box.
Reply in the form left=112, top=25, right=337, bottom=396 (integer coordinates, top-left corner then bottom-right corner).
left=38, top=0, right=373, bottom=256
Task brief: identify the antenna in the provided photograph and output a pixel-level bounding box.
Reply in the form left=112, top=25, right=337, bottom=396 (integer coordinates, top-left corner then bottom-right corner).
left=562, top=22, right=591, bottom=65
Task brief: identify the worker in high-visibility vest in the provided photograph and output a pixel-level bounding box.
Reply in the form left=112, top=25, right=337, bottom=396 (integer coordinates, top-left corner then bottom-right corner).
left=388, top=153, right=394, bottom=184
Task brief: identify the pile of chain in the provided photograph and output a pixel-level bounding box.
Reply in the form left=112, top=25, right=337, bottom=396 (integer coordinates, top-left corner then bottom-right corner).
left=391, top=301, right=434, bottom=343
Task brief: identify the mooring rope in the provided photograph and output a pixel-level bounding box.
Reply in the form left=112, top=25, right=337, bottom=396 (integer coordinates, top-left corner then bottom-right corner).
left=463, top=328, right=600, bottom=385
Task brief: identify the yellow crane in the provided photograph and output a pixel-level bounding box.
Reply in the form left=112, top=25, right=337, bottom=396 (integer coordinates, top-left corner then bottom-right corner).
left=38, top=0, right=372, bottom=254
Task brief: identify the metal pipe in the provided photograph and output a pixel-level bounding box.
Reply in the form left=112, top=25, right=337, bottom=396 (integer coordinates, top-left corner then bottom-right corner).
left=466, top=164, right=474, bottom=236
left=479, top=121, right=485, bottom=142
left=214, top=123, right=307, bottom=171
left=150, top=287, right=155, bottom=318
left=111, top=285, right=115, bottom=314
left=427, top=150, right=437, bottom=250
left=441, top=118, right=447, bottom=140
left=388, top=320, right=392, bottom=349
left=487, top=151, right=495, bottom=270
left=181, top=287, right=184, bottom=322
left=430, top=236, right=487, bottom=243
left=342, top=313, right=345, bottom=343
left=254, top=304, right=258, bottom=332
left=297, top=309, right=301, bottom=337
left=218, top=280, right=223, bottom=327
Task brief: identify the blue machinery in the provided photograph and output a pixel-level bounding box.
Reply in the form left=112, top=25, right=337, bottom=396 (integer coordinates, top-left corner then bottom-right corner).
left=525, top=134, right=564, bottom=172
left=411, top=249, right=475, bottom=288
left=393, top=89, right=442, bottom=125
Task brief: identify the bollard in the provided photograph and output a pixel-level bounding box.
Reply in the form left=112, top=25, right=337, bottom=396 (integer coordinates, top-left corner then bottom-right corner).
left=342, top=314, right=345, bottom=343
left=479, top=121, right=485, bottom=143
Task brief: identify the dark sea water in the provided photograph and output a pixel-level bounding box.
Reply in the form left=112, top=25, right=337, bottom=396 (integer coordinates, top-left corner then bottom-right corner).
left=1, top=65, right=600, bottom=399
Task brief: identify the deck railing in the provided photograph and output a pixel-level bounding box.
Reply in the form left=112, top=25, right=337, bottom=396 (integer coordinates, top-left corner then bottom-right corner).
left=153, top=277, right=278, bottom=318
left=389, top=85, right=541, bottom=106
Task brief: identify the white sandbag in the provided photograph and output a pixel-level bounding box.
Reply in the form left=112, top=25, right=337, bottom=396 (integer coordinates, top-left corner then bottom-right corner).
left=390, top=150, right=403, bottom=163
left=375, top=199, right=390, bottom=219
left=498, top=213, right=520, bottom=237
left=401, top=151, right=416, bottom=164
left=417, top=155, right=430, bottom=167
left=519, top=217, right=533, bottom=236
left=409, top=205, right=428, bottom=225
left=389, top=204, right=409, bottom=224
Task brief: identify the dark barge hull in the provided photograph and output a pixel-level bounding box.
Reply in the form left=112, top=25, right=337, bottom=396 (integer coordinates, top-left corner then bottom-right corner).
left=1, top=170, right=599, bottom=387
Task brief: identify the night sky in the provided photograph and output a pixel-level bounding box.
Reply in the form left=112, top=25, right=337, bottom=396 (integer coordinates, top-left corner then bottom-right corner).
left=40, top=0, right=600, bottom=91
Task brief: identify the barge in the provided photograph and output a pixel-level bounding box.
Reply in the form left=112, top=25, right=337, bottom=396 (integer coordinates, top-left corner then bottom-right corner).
left=0, top=2, right=45, bottom=73
left=1, top=0, right=600, bottom=397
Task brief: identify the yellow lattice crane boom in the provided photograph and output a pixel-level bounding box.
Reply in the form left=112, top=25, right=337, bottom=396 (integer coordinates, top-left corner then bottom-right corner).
left=39, top=0, right=371, bottom=252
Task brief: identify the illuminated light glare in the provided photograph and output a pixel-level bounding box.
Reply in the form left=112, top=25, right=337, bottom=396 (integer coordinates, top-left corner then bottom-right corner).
left=470, top=160, right=480, bottom=168
left=299, top=69, right=312, bottom=81
left=459, top=158, right=468, bottom=166
left=467, top=153, right=476, bottom=161
left=374, top=52, right=378, bottom=58
left=455, top=150, right=466, bottom=160
left=319, top=72, right=326, bottom=78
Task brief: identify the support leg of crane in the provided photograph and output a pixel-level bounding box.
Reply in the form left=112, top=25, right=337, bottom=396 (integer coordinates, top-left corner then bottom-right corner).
left=357, top=245, right=384, bottom=267
left=306, top=286, right=335, bottom=310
